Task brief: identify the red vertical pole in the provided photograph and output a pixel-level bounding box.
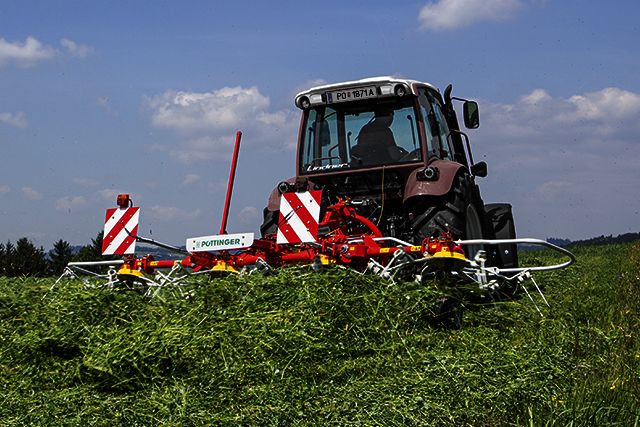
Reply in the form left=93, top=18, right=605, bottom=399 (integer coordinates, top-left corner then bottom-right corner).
left=219, top=131, right=242, bottom=235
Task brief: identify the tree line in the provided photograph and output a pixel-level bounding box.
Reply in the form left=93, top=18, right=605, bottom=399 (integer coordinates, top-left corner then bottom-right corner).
left=548, top=232, right=640, bottom=247
left=0, top=232, right=108, bottom=277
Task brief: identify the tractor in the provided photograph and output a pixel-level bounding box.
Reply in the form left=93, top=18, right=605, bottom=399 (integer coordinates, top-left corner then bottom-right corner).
left=261, top=77, right=518, bottom=268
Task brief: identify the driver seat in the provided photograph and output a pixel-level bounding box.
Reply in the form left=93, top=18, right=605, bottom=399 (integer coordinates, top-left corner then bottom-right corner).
left=352, top=126, right=403, bottom=165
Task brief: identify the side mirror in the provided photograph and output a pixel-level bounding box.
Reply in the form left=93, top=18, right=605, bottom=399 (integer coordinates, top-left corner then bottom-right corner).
left=463, top=101, right=480, bottom=129
left=470, top=161, right=487, bottom=177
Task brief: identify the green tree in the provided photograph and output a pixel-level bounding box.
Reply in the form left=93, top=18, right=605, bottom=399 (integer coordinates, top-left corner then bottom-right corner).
left=0, top=240, right=16, bottom=276
left=0, top=242, right=6, bottom=276
left=74, top=231, right=105, bottom=262
left=73, top=232, right=118, bottom=275
left=0, top=242, right=4, bottom=276
left=48, top=239, right=74, bottom=276
left=13, top=237, right=47, bottom=277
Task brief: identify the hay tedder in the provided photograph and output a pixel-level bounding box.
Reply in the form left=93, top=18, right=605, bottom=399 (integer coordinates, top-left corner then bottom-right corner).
left=58, top=77, right=575, bottom=314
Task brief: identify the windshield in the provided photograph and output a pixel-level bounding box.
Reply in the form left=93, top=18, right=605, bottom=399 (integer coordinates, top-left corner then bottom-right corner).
left=300, top=98, right=424, bottom=174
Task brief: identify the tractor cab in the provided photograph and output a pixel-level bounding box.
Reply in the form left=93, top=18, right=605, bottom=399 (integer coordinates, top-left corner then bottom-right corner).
left=295, top=77, right=478, bottom=177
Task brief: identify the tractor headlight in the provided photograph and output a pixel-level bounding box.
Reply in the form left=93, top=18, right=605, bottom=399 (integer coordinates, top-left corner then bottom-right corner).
left=309, top=94, right=323, bottom=104
left=297, top=96, right=310, bottom=109
left=278, top=181, right=293, bottom=194
left=417, top=166, right=439, bottom=181
left=394, top=84, right=408, bottom=97
left=379, top=84, right=394, bottom=96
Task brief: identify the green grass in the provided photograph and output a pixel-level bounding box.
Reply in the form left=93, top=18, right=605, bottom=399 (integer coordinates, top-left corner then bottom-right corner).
left=0, top=243, right=638, bottom=426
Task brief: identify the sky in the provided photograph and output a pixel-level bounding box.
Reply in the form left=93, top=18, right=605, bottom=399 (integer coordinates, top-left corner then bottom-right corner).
left=0, top=0, right=639, bottom=249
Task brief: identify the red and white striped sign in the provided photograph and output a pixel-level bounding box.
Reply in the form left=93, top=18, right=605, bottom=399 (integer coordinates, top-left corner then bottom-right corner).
left=102, top=207, right=140, bottom=255
left=277, top=190, right=322, bottom=244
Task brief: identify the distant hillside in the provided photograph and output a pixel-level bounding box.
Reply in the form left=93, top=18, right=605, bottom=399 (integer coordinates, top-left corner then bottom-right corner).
left=549, top=232, right=640, bottom=247
left=70, top=244, right=184, bottom=259
left=134, top=244, right=185, bottom=260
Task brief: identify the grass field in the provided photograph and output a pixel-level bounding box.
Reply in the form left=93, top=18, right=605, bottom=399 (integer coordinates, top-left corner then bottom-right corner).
left=0, top=243, right=638, bottom=426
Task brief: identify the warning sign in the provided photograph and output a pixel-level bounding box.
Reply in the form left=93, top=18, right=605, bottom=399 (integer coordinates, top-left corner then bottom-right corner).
left=101, top=207, right=140, bottom=255
left=276, top=190, right=322, bottom=244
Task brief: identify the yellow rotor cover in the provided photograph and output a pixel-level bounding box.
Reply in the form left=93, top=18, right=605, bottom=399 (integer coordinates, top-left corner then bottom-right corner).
left=211, top=260, right=239, bottom=274
left=424, top=248, right=470, bottom=270
left=117, top=266, right=145, bottom=278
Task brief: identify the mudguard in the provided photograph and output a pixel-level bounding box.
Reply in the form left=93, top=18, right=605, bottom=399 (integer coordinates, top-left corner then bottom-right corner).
left=266, top=178, right=293, bottom=211
left=403, top=159, right=465, bottom=204
left=266, top=177, right=317, bottom=211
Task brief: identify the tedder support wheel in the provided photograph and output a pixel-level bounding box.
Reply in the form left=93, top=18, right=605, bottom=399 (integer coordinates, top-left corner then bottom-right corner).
left=433, top=297, right=464, bottom=329
left=411, top=173, right=488, bottom=259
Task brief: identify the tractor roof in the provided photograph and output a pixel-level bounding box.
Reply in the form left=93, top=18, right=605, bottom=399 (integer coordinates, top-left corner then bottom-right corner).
left=295, top=76, right=438, bottom=109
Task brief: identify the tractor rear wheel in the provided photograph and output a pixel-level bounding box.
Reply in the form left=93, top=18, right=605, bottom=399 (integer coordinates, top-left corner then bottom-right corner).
left=260, top=208, right=278, bottom=237
left=411, top=173, right=488, bottom=258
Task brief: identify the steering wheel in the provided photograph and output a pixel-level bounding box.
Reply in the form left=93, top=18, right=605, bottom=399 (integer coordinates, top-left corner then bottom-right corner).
left=399, top=148, right=421, bottom=162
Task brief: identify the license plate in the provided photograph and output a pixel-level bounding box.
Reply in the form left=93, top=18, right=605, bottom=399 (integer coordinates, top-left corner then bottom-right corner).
left=328, top=86, right=377, bottom=103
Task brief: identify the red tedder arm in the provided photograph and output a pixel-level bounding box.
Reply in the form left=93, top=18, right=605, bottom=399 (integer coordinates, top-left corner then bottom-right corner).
left=219, top=131, right=242, bottom=235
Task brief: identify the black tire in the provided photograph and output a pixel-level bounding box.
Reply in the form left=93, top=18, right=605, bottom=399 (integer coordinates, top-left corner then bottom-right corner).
left=411, top=173, right=488, bottom=258
left=260, top=208, right=279, bottom=237
left=484, top=203, right=518, bottom=268
left=433, top=297, right=464, bottom=329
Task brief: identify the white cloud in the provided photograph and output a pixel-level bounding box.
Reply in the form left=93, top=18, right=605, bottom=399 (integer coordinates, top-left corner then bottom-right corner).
left=149, top=86, right=270, bottom=132
left=97, top=189, right=127, bottom=203
left=55, top=195, right=88, bottom=212
left=565, top=87, right=640, bottom=122
left=22, top=187, right=43, bottom=201
left=238, top=206, right=260, bottom=225
left=60, top=38, right=92, bottom=58
left=97, top=96, right=109, bottom=107
left=149, top=205, right=201, bottom=222
left=0, top=111, right=28, bottom=128
left=147, top=85, right=297, bottom=163
left=419, top=0, right=523, bottom=30
left=96, top=96, right=118, bottom=116
left=182, top=174, right=201, bottom=185
left=163, top=135, right=236, bottom=163
left=480, top=87, right=640, bottom=139
left=520, top=89, right=552, bottom=106
left=0, top=36, right=56, bottom=67
left=0, top=36, right=92, bottom=68
left=472, top=86, right=640, bottom=239
left=533, top=181, right=574, bottom=202
left=0, top=185, right=10, bottom=194
left=208, top=180, right=228, bottom=194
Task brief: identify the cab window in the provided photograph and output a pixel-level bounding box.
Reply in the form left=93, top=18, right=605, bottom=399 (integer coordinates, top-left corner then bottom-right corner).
left=418, top=89, right=455, bottom=161
left=301, top=107, right=341, bottom=168
left=300, top=97, right=422, bottom=173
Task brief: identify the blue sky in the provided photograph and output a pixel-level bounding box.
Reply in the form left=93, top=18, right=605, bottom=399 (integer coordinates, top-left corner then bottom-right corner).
left=1, top=0, right=639, bottom=248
